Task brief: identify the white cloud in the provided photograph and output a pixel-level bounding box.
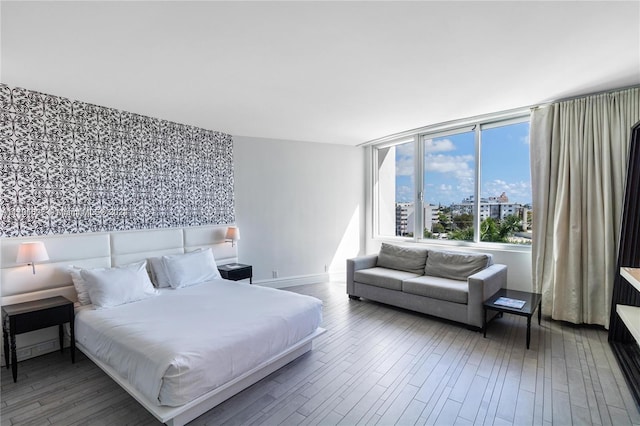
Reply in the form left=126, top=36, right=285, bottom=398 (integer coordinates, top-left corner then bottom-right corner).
left=393, top=142, right=414, bottom=176
left=396, top=142, right=414, bottom=157
left=521, top=135, right=530, bottom=145
left=422, top=153, right=476, bottom=204
left=397, top=184, right=414, bottom=202
left=424, top=138, right=456, bottom=153
left=395, top=157, right=414, bottom=176
left=425, top=154, right=474, bottom=179
left=456, top=178, right=474, bottom=198
left=481, top=179, right=532, bottom=203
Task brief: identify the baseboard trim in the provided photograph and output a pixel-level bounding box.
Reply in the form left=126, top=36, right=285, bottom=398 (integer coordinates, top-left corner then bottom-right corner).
left=0, top=336, right=70, bottom=367
left=255, top=273, right=331, bottom=289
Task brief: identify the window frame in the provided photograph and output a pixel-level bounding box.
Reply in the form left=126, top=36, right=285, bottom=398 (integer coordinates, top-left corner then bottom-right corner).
left=370, top=109, right=531, bottom=250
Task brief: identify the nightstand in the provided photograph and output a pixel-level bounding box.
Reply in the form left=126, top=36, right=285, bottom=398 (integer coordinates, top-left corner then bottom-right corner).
left=2, top=296, right=75, bottom=382
left=218, top=263, right=253, bottom=284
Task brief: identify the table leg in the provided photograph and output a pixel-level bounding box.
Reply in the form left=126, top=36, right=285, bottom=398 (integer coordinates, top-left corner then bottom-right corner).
left=538, top=300, right=542, bottom=325
left=3, top=325, right=9, bottom=370
left=70, top=316, right=75, bottom=364
left=10, top=332, right=17, bottom=382
left=58, top=324, right=64, bottom=354
left=526, top=315, right=532, bottom=350
left=483, top=306, right=487, bottom=338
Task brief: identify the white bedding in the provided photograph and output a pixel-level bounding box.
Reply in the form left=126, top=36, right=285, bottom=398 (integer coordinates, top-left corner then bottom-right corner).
left=75, top=280, right=322, bottom=406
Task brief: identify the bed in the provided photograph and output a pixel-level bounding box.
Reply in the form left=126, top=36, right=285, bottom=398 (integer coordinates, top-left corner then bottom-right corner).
left=0, top=225, right=325, bottom=426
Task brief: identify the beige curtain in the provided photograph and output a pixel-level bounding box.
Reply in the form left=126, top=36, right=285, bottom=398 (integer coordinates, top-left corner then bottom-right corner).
left=530, top=87, right=640, bottom=328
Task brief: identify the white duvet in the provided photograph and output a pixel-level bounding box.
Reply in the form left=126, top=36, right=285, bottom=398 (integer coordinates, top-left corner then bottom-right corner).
left=75, top=280, right=323, bottom=406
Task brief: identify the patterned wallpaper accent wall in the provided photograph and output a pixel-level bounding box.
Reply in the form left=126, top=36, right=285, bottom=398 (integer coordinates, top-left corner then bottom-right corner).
left=0, top=84, right=235, bottom=237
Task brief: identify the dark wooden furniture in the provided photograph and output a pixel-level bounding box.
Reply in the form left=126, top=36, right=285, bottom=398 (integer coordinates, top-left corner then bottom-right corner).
left=218, top=263, right=253, bottom=284
left=608, top=120, right=640, bottom=408
left=2, top=296, right=75, bottom=383
left=483, top=288, right=542, bottom=349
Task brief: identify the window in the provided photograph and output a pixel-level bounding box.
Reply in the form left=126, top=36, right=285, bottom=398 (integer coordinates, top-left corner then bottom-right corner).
left=423, top=129, right=475, bottom=241
left=373, top=113, right=532, bottom=246
left=479, top=120, right=532, bottom=243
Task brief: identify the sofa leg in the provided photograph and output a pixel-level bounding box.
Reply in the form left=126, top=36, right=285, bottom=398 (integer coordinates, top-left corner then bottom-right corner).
left=348, top=295, right=360, bottom=300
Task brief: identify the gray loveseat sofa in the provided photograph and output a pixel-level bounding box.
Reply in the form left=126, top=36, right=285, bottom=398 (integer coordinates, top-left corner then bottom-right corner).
left=346, top=243, right=507, bottom=329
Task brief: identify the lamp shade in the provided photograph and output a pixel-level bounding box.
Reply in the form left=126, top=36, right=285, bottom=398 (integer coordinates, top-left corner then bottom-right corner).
left=225, top=226, right=240, bottom=242
left=16, top=241, right=49, bottom=264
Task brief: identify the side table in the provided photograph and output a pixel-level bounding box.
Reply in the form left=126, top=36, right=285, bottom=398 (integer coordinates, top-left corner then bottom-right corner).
left=2, top=296, right=75, bottom=382
left=218, top=263, right=253, bottom=284
left=483, top=288, right=542, bottom=349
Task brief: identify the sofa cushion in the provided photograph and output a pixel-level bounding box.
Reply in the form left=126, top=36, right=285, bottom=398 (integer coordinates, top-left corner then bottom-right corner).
left=354, top=267, right=421, bottom=291
left=424, top=250, right=491, bottom=281
left=376, top=243, right=429, bottom=275
left=402, top=275, right=468, bottom=304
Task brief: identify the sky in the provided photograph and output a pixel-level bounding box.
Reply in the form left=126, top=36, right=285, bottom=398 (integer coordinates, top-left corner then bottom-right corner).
left=395, top=121, right=531, bottom=206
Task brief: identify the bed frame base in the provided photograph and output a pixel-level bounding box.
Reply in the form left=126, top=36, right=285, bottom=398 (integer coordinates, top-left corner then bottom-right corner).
left=77, top=327, right=326, bottom=426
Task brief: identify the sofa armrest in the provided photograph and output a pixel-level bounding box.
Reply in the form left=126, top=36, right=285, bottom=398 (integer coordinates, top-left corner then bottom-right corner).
left=467, top=264, right=508, bottom=328
left=346, top=255, right=378, bottom=295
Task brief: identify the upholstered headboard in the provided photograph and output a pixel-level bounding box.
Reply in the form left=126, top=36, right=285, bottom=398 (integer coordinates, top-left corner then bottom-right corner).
left=0, top=225, right=237, bottom=306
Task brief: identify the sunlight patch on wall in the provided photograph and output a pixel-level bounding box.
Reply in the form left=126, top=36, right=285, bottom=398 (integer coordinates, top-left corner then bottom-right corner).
left=329, top=205, right=360, bottom=274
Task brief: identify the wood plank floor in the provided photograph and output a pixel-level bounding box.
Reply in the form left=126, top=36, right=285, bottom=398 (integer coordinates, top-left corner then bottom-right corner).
left=2, top=281, right=640, bottom=425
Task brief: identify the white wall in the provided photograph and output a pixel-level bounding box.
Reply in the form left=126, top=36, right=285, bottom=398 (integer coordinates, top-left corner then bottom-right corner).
left=233, top=136, right=365, bottom=286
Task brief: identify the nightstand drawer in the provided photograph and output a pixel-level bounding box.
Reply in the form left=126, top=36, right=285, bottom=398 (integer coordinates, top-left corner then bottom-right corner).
left=11, top=305, right=73, bottom=334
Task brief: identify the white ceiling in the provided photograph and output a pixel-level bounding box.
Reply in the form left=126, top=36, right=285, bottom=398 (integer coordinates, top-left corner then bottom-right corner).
left=2, top=1, right=639, bottom=146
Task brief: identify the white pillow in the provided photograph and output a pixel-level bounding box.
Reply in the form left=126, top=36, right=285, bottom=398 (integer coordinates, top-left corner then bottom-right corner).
left=147, top=256, right=172, bottom=288
left=162, top=248, right=221, bottom=288
left=69, top=266, right=91, bottom=306
left=148, top=249, right=204, bottom=288
left=80, top=261, right=158, bottom=309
